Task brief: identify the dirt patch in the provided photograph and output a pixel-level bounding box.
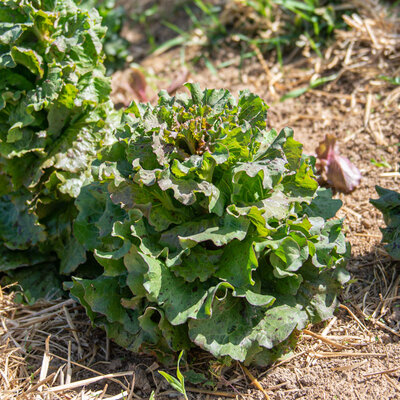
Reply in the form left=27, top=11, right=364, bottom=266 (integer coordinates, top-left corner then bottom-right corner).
left=114, top=0, right=400, bottom=257
left=1, top=286, right=400, bottom=399
left=1, top=0, right=400, bottom=399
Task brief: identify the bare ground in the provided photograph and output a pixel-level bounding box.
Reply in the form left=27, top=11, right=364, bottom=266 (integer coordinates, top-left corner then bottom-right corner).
left=1, top=0, right=400, bottom=399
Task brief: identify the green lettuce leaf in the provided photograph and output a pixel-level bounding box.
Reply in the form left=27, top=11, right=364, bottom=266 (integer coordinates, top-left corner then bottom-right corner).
left=0, top=0, right=117, bottom=277
left=370, top=186, right=400, bottom=260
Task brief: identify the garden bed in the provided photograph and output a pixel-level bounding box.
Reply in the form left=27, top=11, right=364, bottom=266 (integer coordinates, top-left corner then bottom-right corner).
left=1, top=0, right=399, bottom=398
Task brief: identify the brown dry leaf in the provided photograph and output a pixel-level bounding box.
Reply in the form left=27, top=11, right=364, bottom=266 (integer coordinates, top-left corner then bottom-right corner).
left=129, top=68, right=148, bottom=102
left=316, top=134, right=362, bottom=193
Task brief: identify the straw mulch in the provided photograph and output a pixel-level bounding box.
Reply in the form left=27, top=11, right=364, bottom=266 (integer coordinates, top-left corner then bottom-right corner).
left=0, top=285, right=149, bottom=399
left=1, top=265, right=399, bottom=399
left=1, top=0, right=399, bottom=399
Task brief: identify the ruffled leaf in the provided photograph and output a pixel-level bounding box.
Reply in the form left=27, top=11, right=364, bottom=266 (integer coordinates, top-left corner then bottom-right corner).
left=73, top=86, right=350, bottom=366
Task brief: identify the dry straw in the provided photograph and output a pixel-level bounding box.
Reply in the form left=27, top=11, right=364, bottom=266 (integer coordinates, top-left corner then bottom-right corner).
left=1, top=0, right=400, bottom=398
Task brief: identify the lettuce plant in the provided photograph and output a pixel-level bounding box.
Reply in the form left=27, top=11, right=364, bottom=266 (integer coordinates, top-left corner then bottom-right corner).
left=78, top=0, right=130, bottom=74
left=0, top=0, right=118, bottom=275
left=70, top=84, right=350, bottom=365
left=371, top=186, right=400, bottom=260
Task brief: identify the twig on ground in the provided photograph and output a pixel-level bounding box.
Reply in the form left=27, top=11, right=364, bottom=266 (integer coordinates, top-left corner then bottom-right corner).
left=364, top=366, right=400, bottom=377
left=302, top=329, right=347, bottom=350
left=242, top=365, right=271, bottom=400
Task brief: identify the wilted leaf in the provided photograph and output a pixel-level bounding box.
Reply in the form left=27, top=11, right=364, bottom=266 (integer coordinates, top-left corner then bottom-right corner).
left=316, top=134, right=361, bottom=193
left=129, top=68, right=148, bottom=102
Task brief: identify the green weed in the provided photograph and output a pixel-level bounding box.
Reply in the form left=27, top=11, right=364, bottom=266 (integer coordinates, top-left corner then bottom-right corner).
left=144, top=0, right=354, bottom=66
left=158, top=351, right=188, bottom=400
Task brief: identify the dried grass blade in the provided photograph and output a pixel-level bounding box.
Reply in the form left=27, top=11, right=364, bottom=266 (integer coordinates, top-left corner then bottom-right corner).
left=66, top=340, right=72, bottom=385
left=48, top=352, right=129, bottom=391
left=364, top=92, right=372, bottom=128
left=186, top=387, right=238, bottom=398
left=312, top=351, right=386, bottom=358
left=353, top=306, right=400, bottom=338
left=332, top=360, right=368, bottom=372
left=364, top=366, right=400, bottom=377
left=339, top=304, right=369, bottom=331
left=45, top=371, right=134, bottom=393
left=242, top=365, right=271, bottom=400
left=106, top=391, right=129, bottom=400
left=383, top=374, right=400, bottom=392
left=24, top=372, right=57, bottom=394
left=303, top=329, right=347, bottom=350
left=126, top=372, right=135, bottom=400
left=63, top=305, right=82, bottom=358
left=17, top=299, right=74, bottom=322
left=38, top=335, right=52, bottom=391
